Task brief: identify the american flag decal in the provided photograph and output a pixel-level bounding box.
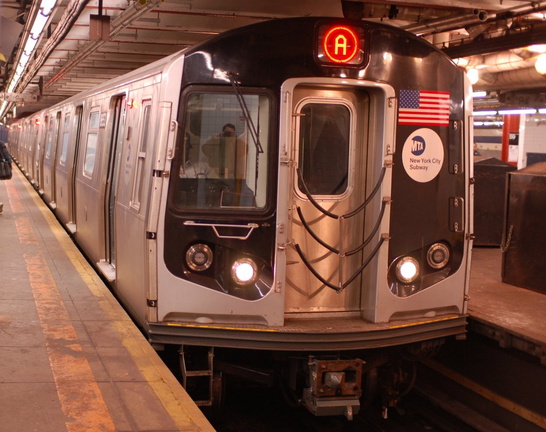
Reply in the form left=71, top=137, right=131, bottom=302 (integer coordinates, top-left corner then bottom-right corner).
left=399, top=90, right=450, bottom=126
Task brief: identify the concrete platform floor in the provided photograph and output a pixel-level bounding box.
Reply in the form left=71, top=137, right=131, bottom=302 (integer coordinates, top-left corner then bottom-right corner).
left=0, top=168, right=214, bottom=432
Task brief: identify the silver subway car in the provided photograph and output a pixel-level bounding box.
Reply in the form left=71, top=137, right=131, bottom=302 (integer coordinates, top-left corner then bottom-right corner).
left=8, top=17, right=473, bottom=419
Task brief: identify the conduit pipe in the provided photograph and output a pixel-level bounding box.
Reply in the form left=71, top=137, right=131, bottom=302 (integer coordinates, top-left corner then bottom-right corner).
left=464, top=51, right=532, bottom=73
left=404, top=3, right=546, bottom=36
left=477, top=66, right=546, bottom=91
left=45, top=0, right=161, bottom=90
left=403, top=8, right=488, bottom=35
left=16, top=0, right=90, bottom=93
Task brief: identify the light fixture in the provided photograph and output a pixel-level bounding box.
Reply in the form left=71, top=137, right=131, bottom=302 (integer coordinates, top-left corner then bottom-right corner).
left=427, top=243, right=450, bottom=269
left=473, top=110, right=497, bottom=116
left=0, top=0, right=57, bottom=119
left=453, top=58, right=469, bottom=67
left=395, top=257, right=420, bottom=284
left=186, top=244, right=213, bottom=271
left=467, top=68, right=479, bottom=85
left=498, top=108, right=537, bottom=115
left=535, top=53, right=546, bottom=74
left=528, top=44, right=546, bottom=53
left=231, top=258, right=258, bottom=285
left=474, top=121, right=504, bottom=127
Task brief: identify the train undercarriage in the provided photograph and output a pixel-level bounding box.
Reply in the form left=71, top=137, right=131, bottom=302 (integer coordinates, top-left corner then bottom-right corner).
left=160, top=336, right=457, bottom=420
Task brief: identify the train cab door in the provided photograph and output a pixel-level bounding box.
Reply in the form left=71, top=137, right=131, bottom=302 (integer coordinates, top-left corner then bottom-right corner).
left=279, top=78, right=394, bottom=320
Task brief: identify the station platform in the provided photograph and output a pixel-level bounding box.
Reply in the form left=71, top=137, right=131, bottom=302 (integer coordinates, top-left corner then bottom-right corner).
left=0, top=168, right=214, bottom=431
left=469, top=247, right=546, bottom=365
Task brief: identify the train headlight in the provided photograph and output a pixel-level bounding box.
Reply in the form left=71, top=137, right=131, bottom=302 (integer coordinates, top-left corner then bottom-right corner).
left=231, top=258, right=258, bottom=285
left=186, top=244, right=213, bottom=271
left=395, top=256, right=420, bottom=284
left=427, top=243, right=450, bottom=269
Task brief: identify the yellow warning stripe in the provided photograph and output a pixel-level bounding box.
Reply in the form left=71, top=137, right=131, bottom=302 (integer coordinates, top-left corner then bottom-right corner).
left=388, top=315, right=463, bottom=329
left=423, top=358, right=546, bottom=429
left=7, top=178, right=116, bottom=432
left=167, top=322, right=277, bottom=332
left=25, top=252, right=116, bottom=432
left=10, top=169, right=213, bottom=431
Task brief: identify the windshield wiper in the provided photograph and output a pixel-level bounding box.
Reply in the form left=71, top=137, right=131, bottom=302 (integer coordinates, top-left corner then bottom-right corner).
left=228, top=73, right=264, bottom=155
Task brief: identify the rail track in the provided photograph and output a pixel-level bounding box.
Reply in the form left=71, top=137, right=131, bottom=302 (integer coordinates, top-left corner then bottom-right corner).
left=158, top=332, right=546, bottom=431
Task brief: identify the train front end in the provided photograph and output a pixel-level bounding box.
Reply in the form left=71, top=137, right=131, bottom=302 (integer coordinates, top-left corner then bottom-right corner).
left=151, top=18, right=472, bottom=415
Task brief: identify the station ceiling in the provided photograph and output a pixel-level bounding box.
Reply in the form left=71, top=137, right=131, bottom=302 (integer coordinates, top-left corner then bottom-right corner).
left=2, top=0, right=546, bottom=119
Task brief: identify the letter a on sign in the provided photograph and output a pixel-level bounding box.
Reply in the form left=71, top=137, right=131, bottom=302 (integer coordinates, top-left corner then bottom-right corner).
left=320, top=25, right=363, bottom=64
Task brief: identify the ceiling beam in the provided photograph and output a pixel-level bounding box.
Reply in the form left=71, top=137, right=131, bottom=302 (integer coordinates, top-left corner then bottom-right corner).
left=443, top=24, right=546, bottom=58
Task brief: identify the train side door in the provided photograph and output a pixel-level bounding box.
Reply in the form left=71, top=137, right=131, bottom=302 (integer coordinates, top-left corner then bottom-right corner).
left=67, top=106, right=83, bottom=233
left=102, top=94, right=126, bottom=278
left=280, top=79, right=394, bottom=318
left=43, top=111, right=61, bottom=208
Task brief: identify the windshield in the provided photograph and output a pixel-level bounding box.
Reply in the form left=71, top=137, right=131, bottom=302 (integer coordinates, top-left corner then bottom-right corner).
left=174, top=91, right=270, bottom=210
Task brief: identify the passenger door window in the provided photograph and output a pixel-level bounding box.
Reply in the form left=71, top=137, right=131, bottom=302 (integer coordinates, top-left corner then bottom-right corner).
left=83, top=110, right=100, bottom=178
left=130, top=101, right=151, bottom=210
left=297, top=103, right=351, bottom=197
left=59, top=114, right=71, bottom=166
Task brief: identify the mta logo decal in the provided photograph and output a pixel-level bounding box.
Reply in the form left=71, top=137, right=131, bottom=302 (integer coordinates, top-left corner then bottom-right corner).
left=411, top=136, right=425, bottom=156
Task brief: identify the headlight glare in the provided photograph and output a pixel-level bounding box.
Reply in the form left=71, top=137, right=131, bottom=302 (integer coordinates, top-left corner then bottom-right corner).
left=396, top=256, right=420, bottom=283
left=231, top=258, right=258, bottom=285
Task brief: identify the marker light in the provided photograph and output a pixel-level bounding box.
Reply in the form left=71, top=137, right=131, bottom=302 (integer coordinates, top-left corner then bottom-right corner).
left=186, top=244, right=213, bottom=271
left=427, top=243, right=450, bottom=269
left=395, top=256, right=420, bottom=284
left=231, top=258, right=258, bottom=285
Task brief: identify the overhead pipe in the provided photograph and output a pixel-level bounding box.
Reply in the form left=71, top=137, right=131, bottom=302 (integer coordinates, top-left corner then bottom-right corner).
left=404, top=3, right=546, bottom=36
left=464, top=51, right=531, bottom=72
left=403, top=8, right=488, bottom=35
left=476, top=66, right=546, bottom=91
left=16, top=0, right=90, bottom=94
left=6, top=0, right=57, bottom=93
left=45, top=0, right=162, bottom=90
left=444, top=24, right=546, bottom=58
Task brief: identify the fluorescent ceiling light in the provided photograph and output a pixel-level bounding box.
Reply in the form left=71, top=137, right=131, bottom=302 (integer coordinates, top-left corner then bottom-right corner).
left=498, top=108, right=537, bottom=115
left=473, top=110, right=497, bottom=116
left=528, top=44, right=546, bottom=53
left=467, top=68, right=479, bottom=85
left=535, top=53, right=546, bottom=74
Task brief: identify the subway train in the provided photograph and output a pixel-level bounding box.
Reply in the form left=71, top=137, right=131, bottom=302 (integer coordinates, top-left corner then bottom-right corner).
left=7, top=17, right=473, bottom=419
